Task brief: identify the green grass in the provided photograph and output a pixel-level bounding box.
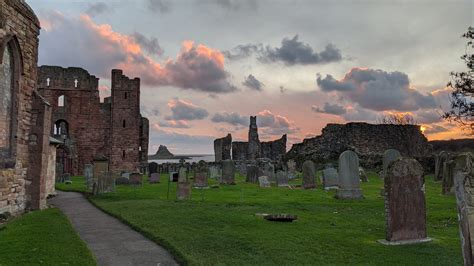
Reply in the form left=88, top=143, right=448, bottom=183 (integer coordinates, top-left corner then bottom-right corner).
left=78, top=172, right=460, bottom=265
left=0, top=208, right=96, bottom=265
left=55, top=175, right=89, bottom=193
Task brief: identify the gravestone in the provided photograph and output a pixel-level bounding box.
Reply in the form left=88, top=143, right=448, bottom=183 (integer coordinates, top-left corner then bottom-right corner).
left=442, top=160, right=456, bottom=195
left=115, top=176, right=130, bottom=185
left=258, top=176, right=271, bottom=188
left=359, top=167, right=368, bottom=182
left=322, top=167, right=338, bottom=190
left=335, top=151, right=363, bottom=199
left=148, top=162, right=158, bottom=176
left=193, top=160, right=209, bottom=188
left=177, top=182, right=191, bottom=200
left=221, top=160, right=235, bottom=185
left=121, top=172, right=130, bottom=179
left=178, top=167, right=188, bottom=183
left=246, top=165, right=259, bottom=183
left=84, top=164, right=93, bottom=190
left=435, top=151, right=449, bottom=181
left=287, top=160, right=297, bottom=179
left=383, top=149, right=401, bottom=178
left=380, top=158, right=430, bottom=245
left=149, top=172, right=160, bottom=183
left=453, top=153, right=474, bottom=265
left=262, top=162, right=275, bottom=183
left=302, top=160, right=316, bottom=189
left=209, top=166, right=221, bottom=179
left=129, top=173, right=143, bottom=185
left=62, top=173, right=72, bottom=184
left=93, top=158, right=109, bottom=189
left=94, top=172, right=115, bottom=195
left=169, top=172, right=179, bottom=182
left=276, top=171, right=290, bottom=187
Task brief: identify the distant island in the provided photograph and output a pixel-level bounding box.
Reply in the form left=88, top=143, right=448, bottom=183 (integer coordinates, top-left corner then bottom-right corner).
left=148, top=145, right=192, bottom=160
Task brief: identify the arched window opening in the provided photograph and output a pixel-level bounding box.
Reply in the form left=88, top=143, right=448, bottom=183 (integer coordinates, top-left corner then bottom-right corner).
left=54, top=120, right=69, bottom=138
left=46, top=78, right=50, bottom=86
left=0, top=43, right=14, bottom=159
left=74, top=79, right=78, bottom=88
left=58, top=95, right=65, bottom=107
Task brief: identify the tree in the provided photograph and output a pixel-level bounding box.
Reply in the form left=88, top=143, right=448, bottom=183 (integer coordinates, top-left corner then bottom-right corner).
left=376, top=113, right=416, bottom=125
left=443, top=27, right=474, bottom=132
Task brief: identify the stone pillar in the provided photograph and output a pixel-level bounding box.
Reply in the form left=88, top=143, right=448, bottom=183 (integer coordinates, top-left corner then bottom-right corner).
left=335, top=151, right=363, bottom=199
left=380, top=158, right=430, bottom=245
left=435, top=151, right=448, bottom=181
left=248, top=116, right=261, bottom=160
left=442, top=159, right=455, bottom=195
left=302, top=160, right=316, bottom=189
left=214, top=134, right=232, bottom=162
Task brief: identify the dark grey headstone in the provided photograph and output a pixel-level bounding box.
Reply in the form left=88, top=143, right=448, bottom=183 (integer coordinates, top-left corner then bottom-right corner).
left=276, top=171, right=289, bottom=187
left=302, top=160, right=316, bottom=189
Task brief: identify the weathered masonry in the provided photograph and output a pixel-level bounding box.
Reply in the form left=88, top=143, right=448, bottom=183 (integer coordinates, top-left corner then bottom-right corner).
left=0, top=0, right=57, bottom=215
left=38, top=66, right=149, bottom=176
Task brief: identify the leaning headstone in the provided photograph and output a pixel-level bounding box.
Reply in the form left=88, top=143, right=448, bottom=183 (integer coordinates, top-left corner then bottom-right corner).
left=302, top=160, right=316, bottom=189
left=442, top=160, right=456, bottom=195
left=221, top=160, right=235, bottom=185
left=149, top=172, right=160, bottom=183
left=246, top=165, right=259, bottom=183
left=335, top=151, right=363, bottom=199
left=193, top=160, right=209, bottom=188
left=379, top=158, right=431, bottom=245
left=258, top=176, right=271, bottom=188
left=276, top=171, right=290, bottom=187
left=322, top=167, right=339, bottom=190
left=383, top=149, right=402, bottom=178
left=148, top=162, right=158, bottom=176
left=178, top=167, right=188, bottom=183
left=129, top=173, right=143, bottom=185
left=453, top=153, right=474, bottom=266
left=287, top=160, right=297, bottom=179
left=84, top=164, right=93, bottom=190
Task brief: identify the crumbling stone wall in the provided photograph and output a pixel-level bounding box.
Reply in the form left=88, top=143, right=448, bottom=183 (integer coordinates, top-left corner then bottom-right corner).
left=286, top=123, right=432, bottom=169
left=248, top=116, right=261, bottom=160
left=0, top=0, right=53, bottom=215
left=214, top=134, right=232, bottom=162
left=232, top=141, right=248, bottom=160
left=139, top=117, right=149, bottom=173
left=38, top=67, right=149, bottom=175
left=261, top=134, right=287, bottom=161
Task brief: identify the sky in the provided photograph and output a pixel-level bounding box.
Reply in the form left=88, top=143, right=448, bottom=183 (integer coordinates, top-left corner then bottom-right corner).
left=27, top=0, right=473, bottom=154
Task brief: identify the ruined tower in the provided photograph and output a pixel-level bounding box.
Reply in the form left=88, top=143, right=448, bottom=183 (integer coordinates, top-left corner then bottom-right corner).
left=248, top=116, right=261, bottom=160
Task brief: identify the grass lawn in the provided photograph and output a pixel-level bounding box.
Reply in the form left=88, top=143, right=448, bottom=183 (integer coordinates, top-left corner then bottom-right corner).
left=62, top=172, right=461, bottom=265
left=0, top=208, right=96, bottom=265
left=55, top=175, right=88, bottom=193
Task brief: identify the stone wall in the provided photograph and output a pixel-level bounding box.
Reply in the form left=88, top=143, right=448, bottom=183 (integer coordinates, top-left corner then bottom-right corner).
left=285, top=123, right=432, bottom=169
left=38, top=67, right=149, bottom=175
left=214, top=134, right=232, bottom=162
left=232, top=141, right=248, bottom=160
left=261, top=134, right=287, bottom=161
left=0, top=0, right=52, bottom=215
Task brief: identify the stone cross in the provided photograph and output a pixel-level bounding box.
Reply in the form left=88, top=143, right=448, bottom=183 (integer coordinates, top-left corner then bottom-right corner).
left=381, top=158, right=430, bottom=244
left=302, top=160, right=316, bottom=189
left=335, top=150, right=363, bottom=199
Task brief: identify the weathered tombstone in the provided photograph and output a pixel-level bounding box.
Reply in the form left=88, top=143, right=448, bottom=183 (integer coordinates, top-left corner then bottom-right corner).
left=93, top=157, right=109, bottom=190
left=435, top=151, right=449, bottom=181
left=258, top=176, right=271, bottom=188
left=442, top=160, right=456, bottom=195
left=260, top=162, right=275, bottom=183
left=322, top=167, right=338, bottom=190
left=84, top=164, right=93, bottom=189
left=63, top=173, right=72, bottom=184
left=453, top=153, right=474, bottom=266
left=129, top=173, right=143, bottom=185
left=209, top=166, right=221, bottom=179
left=178, top=167, right=188, bottom=183
left=287, top=160, right=297, bottom=179
left=302, top=160, right=316, bottom=189
left=359, top=167, right=368, bottom=182
left=221, top=160, right=235, bottom=185
left=94, top=172, right=115, bottom=195
left=177, top=182, right=191, bottom=200
left=246, top=165, right=259, bottom=183
left=379, top=158, right=431, bottom=245
left=169, top=172, right=179, bottom=182
left=193, top=160, right=209, bottom=188
left=148, top=162, right=158, bottom=176
left=335, top=151, right=363, bottom=199
left=383, top=149, right=402, bottom=178
left=276, top=171, right=289, bottom=187
left=149, top=172, right=160, bottom=183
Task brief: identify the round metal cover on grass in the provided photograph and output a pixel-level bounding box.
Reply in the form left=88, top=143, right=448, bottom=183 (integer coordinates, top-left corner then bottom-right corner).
left=264, top=214, right=297, bottom=222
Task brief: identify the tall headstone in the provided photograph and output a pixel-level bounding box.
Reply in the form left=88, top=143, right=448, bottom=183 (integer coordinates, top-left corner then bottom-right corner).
left=221, top=160, right=235, bottom=185
left=148, top=162, right=158, bottom=176
left=383, top=149, right=402, bottom=178
left=322, top=167, right=338, bottom=190
left=335, top=151, right=363, bottom=199
left=93, top=157, right=109, bottom=191
left=302, top=160, right=316, bottom=189
left=380, top=158, right=430, bottom=244
left=246, top=165, right=259, bottom=183
left=453, top=153, right=474, bottom=266
left=178, top=167, right=188, bottom=183
left=435, top=151, right=449, bottom=181
left=276, top=171, right=289, bottom=187
left=84, top=164, right=93, bottom=190
left=442, top=159, right=456, bottom=195
left=193, top=160, right=209, bottom=188
left=248, top=116, right=261, bottom=160
left=287, top=160, right=296, bottom=179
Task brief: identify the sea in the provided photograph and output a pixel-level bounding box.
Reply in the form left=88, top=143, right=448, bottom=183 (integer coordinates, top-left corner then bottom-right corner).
left=149, top=154, right=215, bottom=164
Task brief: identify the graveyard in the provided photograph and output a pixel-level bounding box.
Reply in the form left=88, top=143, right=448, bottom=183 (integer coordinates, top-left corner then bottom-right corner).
left=52, top=170, right=461, bottom=265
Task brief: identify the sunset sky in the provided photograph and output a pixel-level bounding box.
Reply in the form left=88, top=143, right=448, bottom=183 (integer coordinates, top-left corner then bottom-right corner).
left=28, top=0, right=472, bottom=154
